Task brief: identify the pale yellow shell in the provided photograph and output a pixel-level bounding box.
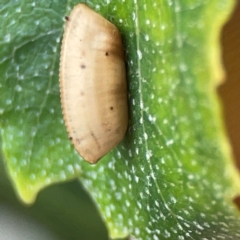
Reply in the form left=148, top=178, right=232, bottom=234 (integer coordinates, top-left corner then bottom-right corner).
left=59, top=4, right=128, bottom=164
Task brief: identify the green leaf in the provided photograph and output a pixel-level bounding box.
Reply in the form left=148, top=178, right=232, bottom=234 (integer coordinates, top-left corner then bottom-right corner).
left=1, top=0, right=240, bottom=239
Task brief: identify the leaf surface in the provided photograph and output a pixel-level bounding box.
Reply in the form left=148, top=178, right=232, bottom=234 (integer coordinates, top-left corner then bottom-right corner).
left=0, top=0, right=240, bottom=239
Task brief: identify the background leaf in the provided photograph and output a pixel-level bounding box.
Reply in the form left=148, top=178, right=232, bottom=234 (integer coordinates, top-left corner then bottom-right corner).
left=0, top=151, right=108, bottom=240
left=1, top=0, right=240, bottom=239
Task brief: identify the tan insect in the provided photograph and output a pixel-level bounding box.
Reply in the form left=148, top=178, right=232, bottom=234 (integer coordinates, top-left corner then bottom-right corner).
left=59, top=4, right=128, bottom=164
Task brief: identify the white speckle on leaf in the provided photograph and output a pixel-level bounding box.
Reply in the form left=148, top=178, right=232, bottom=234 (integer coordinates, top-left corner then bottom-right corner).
left=105, top=206, right=111, bottom=218
left=115, top=192, right=122, bottom=200
left=135, top=148, right=139, bottom=155
left=135, top=228, right=140, bottom=236
left=30, top=174, right=36, bottom=180
left=135, top=175, right=139, bottom=183
left=144, top=132, right=149, bottom=140
left=41, top=170, right=46, bottom=176
left=11, top=157, right=17, bottom=165
left=18, top=131, right=23, bottom=137
left=74, top=163, right=81, bottom=171
left=166, top=139, right=174, bottom=146
left=117, top=151, right=121, bottom=159
left=4, top=34, right=11, bottom=42
left=137, top=50, right=142, bottom=60
left=132, top=14, right=136, bottom=22
left=153, top=235, right=159, bottom=240
left=58, top=159, right=64, bottom=166
left=15, top=85, right=22, bottom=92
left=44, top=64, right=49, bottom=69
left=163, top=119, right=168, bottom=124
left=10, top=19, right=16, bottom=25
left=146, top=150, right=152, bottom=160
left=6, top=99, right=12, bottom=105
left=128, top=149, right=132, bottom=157
left=67, top=164, right=74, bottom=174
left=188, top=174, right=194, bottom=180
left=20, top=159, right=27, bottom=166
left=45, top=178, right=51, bottom=184
left=59, top=171, right=67, bottom=180
left=179, top=63, right=188, bottom=72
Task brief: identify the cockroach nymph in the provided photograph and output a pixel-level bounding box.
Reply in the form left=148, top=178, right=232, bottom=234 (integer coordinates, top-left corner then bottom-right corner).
left=59, top=4, right=128, bottom=164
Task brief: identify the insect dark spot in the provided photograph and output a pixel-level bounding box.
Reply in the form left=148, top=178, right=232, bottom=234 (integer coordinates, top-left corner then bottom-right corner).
left=91, top=132, right=101, bottom=149
left=110, top=106, right=114, bottom=110
left=102, top=122, right=108, bottom=126
left=65, top=16, right=69, bottom=21
left=81, top=64, right=86, bottom=69
left=105, top=52, right=109, bottom=56
left=81, top=50, right=86, bottom=56
left=115, top=126, right=121, bottom=134
left=69, top=136, right=73, bottom=140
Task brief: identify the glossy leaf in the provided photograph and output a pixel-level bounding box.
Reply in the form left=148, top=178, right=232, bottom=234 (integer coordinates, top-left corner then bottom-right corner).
left=0, top=0, right=240, bottom=239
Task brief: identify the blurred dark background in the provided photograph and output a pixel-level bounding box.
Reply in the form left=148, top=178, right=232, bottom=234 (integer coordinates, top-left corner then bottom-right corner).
left=219, top=1, right=240, bottom=207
